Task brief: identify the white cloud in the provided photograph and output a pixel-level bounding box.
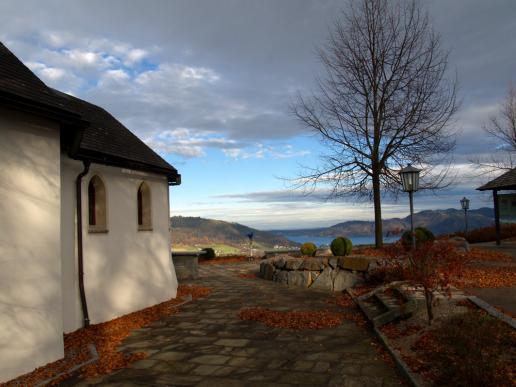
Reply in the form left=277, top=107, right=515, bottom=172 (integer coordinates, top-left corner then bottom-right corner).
left=9, top=30, right=306, bottom=166
left=97, top=69, right=131, bottom=88
left=144, top=128, right=250, bottom=158
left=223, top=149, right=244, bottom=158
left=223, top=144, right=310, bottom=160
left=126, top=48, right=147, bottom=64
left=135, top=63, right=220, bottom=88
left=26, top=61, right=83, bottom=90
left=40, top=31, right=73, bottom=48
left=64, top=49, right=102, bottom=67
left=146, top=139, right=206, bottom=158
left=180, top=66, right=219, bottom=82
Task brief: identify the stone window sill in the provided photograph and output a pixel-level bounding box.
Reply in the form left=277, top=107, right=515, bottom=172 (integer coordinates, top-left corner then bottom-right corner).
left=138, top=227, right=153, bottom=232
left=88, top=228, right=109, bottom=234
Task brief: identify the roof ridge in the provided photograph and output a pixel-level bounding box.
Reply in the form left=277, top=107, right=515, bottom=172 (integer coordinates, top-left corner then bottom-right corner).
left=0, top=42, right=179, bottom=182
left=0, top=41, right=74, bottom=112
left=48, top=88, right=177, bottom=174
left=0, top=41, right=50, bottom=91
left=477, top=168, right=516, bottom=191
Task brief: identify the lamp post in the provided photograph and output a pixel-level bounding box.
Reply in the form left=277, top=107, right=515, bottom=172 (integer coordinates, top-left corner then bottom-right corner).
left=460, top=196, right=470, bottom=236
left=247, top=232, right=254, bottom=261
left=400, top=164, right=421, bottom=250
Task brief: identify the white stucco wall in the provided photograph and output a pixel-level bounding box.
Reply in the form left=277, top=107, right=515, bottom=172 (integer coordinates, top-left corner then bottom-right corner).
left=61, top=159, right=177, bottom=332
left=0, top=107, right=64, bottom=383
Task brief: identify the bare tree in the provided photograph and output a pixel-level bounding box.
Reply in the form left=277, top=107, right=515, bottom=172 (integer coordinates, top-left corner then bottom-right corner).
left=292, top=0, right=458, bottom=248
left=474, top=82, right=516, bottom=174
left=485, top=82, right=516, bottom=150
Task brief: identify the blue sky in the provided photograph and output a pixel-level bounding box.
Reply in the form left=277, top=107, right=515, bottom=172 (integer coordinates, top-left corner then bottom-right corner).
left=1, top=0, right=514, bottom=229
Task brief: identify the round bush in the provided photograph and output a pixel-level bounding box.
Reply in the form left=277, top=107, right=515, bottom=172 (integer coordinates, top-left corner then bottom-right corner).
left=300, top=242, right=317, bottom=257
left=201, top=247, right=216, bottom=260
left=330, top=236, right=353, bottom=256
left=401, top=227, right=435, bottom=249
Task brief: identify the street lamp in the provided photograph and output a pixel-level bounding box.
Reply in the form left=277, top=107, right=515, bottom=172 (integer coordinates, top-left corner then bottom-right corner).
left=460, top=196, right=470, bottom=235
left=247, top=232, right=254, bottom=261
left=400, top=164, right=421, bottom=250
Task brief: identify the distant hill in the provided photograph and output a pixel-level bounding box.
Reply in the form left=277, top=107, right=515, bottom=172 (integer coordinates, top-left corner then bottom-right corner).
left=170, top=216, right=298, bottom=251
left=273, top=208, right=495, bottom=238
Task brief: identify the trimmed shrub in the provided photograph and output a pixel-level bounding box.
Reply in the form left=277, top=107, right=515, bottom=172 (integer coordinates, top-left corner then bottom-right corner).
left=401, top=227, right=435, bottom=249
left=300, top=242, right=317, bottom=257
left=330, top=236, right=353, bottom=256
left=201, top=247, right=216, bottom=260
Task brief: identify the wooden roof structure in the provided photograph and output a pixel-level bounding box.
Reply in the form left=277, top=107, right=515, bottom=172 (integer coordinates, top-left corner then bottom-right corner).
left=476, top=168, right=516, bottom=245
left=477, top=168, right=516, bottom=191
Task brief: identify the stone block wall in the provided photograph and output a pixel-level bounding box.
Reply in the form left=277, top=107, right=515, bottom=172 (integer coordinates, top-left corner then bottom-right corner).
left=259, top=255, right=372, bottom=291
left=172, top=253, right=199, bottom=280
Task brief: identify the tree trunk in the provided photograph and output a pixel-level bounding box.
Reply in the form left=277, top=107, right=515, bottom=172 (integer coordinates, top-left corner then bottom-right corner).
left=372, top=171, right=383, bottom=248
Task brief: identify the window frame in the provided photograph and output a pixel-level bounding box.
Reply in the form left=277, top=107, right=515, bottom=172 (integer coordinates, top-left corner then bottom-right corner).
left=137, top=181, right=153, bottom=231
left=87, top=175, right=108, bottom=233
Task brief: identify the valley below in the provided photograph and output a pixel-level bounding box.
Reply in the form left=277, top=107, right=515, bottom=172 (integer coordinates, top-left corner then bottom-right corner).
left=171, top=207, right=495, bottom=254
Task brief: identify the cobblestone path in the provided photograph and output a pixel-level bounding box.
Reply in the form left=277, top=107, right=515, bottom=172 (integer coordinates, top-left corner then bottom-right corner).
left=66, top=262, right=403, bottom=386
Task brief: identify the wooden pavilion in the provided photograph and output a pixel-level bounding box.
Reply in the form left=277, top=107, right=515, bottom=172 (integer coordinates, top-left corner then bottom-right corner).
left=477, top=168, right=516, bottom=245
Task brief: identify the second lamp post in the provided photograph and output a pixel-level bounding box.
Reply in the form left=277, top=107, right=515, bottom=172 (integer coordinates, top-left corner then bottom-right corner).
left=400, top=164, right=421, bottom=250
left=460, top=196, right=470, bottom=235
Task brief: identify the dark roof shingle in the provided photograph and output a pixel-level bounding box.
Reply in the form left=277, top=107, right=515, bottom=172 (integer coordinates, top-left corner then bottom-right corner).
left=477, top=168, right=516, bottom=191
left=51, top=89, right=177, bottom=176
left=0, top=42, right=179, bottom=182
left=0, top=42, right=74, bottom=113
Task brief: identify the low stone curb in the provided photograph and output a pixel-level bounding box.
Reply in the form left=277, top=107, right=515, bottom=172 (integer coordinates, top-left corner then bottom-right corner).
left=468, top=295, right=516, bottom=329
left=347, top=289, right=422, bottom=387
left=37, top=295, right=195, bottom=386
left=36, top=344, right=99, bottom=387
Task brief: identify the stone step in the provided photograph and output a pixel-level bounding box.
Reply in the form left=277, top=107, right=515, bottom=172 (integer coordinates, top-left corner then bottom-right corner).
left=375, top=289, right=406, bottom=310
left=358, top=295, right=388, bottom=322
left=356, top=284, right=420, bottom=327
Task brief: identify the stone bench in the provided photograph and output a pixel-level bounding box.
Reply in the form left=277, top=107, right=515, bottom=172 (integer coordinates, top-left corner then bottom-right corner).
left=259, top=255, right=373, bottom=291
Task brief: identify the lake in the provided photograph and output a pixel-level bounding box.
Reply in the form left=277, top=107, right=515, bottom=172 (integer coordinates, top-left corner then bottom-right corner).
left=284, top=234, right=400, bottom=247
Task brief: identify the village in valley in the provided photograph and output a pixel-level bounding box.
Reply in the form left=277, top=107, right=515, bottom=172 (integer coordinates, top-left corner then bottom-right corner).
left=0, top=0, right=515, bottom=386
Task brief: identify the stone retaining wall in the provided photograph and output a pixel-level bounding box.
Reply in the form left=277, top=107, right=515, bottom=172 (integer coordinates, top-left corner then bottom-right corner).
left=172, top=252, right=200, bottom=280
left=259, top=255, right=373, bottom=291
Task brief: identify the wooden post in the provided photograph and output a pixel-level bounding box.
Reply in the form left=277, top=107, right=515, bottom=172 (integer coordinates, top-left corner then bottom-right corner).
left=493, top=189, right=501, bottom=246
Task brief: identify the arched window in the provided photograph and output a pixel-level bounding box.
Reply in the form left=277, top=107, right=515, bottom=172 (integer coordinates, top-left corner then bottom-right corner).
left=88, top=175, right=107, bottom=232
left=137, top=181, right=152, bottom=230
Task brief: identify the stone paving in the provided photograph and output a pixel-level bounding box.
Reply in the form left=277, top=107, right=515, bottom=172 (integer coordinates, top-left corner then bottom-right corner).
left=64, top=262, right=403, bottom=387
left=467, top=242, right=516, bottom=315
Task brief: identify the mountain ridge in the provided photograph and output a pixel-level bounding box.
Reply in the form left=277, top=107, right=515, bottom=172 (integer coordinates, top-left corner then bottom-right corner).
left=171, top=208, right=495, bottom=251
left=272, top=207, right=495, bottom=237
left=170, top=216, right=298, bottom=251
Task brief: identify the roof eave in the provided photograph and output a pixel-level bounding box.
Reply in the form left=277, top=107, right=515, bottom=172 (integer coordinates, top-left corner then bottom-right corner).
left=0, top=90, right=87, bottom=128
left=477, top=184, right=516, bottom=191
left=71, top=149, right=180, bottom=185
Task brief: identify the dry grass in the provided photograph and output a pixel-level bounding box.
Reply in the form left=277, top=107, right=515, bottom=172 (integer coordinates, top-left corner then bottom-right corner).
left=238, top=307, right=344, bottom=330
left=379, top=298, right=516, bottom=386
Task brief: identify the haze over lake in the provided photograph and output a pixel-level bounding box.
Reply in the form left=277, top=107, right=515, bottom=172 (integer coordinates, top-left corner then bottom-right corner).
left=284, top=234, right=400, bottom=247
